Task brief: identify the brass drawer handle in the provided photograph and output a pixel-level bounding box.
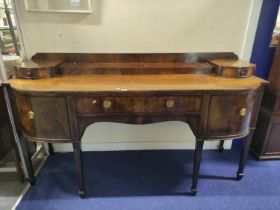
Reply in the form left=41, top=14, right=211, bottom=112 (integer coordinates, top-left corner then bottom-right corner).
left=239, top=70, right=247, bottom=77
left=103, top=100, right=112, bottom=109
left=240, top=108, right=247, bottom=116
left=26, top=71, right=32, bottom=77
left=28, top=111, right=35, bottom=119
left=166, top=99, right=175, bottom=108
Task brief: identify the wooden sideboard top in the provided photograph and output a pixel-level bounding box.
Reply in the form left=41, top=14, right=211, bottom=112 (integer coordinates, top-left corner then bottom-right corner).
left=19, top=60, right=62, bottom=69
left=209, top=59, right=256, bottom=68
left=9, top=52, right=267, bottom=93
left=8, top=74, right=267, bottom=93
left=15, top=53, right=259, bottom=79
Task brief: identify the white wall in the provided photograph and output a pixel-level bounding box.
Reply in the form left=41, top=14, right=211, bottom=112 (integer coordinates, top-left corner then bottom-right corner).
left=15, top=0, right=262, bottom=151
left=17, top=0, right=255, bottom=59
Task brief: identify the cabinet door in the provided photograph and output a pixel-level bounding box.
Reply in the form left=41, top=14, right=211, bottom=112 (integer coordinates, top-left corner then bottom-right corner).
left=14, top=93, right=72, bottom=141
left=206, top=93, right=254, bottom=139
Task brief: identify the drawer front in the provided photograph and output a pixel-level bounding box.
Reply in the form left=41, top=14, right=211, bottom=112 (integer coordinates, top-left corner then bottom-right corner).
left=76, top=95, right=201, bottom=116
left=214, top=67, right=255, bottom=78
left=13, top=94, right=71, bottom=141
left=16, top=67, right=55, bottom=79
left=206, top=93, right=254, bottom=138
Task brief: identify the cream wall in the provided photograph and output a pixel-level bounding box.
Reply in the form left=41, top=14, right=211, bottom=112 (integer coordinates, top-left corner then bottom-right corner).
left=17, top=0, right=253, bottom=59
left=15, top=0, right=262, bottom=151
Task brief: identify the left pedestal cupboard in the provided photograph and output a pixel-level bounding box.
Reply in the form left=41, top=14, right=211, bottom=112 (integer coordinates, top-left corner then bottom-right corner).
left=2, top=52, right=267, bottom=197
left=0, top=84, right=31, bottom=182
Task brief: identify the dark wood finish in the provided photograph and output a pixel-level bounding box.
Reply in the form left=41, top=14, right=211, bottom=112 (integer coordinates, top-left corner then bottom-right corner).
left=0, top=87, right=13, bottom=158
left=268, top=40, right=280, bottom=92
left=251, top=39, right=280, bottom=160
left=59, top=62, right=214, bottom=75
left=16, top=52, right=240, bottom=79
left=48, top=143, right=54, bottom=155
left=76, top=95, right=202, bottom=115
left=191, top=139, right=204, bottom=196
left=32, top=52, right=238, bottom=63
left=11, top=147, right=24, bottom=182
left=16, top=60, right=62, bottom=79
left=251, top=108, right=280, bottom=159
left=16, top=67, right=57, bottom=79
left=260, top=88, right=280, bottom=112
left=11, top=89, right=262, bottom=142
left=237, top=128, right=255, bottom=180
left=218, top=140, right=225, bottom=152
left=7, top=53, right=267, bottom=196
left=16, top=53, right=254, bottom=79
left=3, top=84, right=35, bottom=184
left=13, top=93, right=72, bottom=142
left=18, top=134, right=35, bottom=184
left=206, top=92, right=254, bottom=138
left=0, top=86, right=24, bottom=182
left=72, top=142, right=86, bottom=198
left=262, top=115, right=280, bottom=153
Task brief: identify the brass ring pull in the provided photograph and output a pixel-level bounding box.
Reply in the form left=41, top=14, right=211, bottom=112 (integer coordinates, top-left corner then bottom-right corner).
left=28, top=111, right=35, bottom=119
left=26, top=71, right=32, bottom=77
left=103, top=100, right=112, bottom=109
left=166, top=99, right=175, bottom=109
left=240, top=108, right=247, bottom=116
left=239, top=70, right=246, bottom=77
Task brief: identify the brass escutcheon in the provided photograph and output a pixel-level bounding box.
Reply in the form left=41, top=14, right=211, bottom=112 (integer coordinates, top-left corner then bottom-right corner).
left=166, top=99, right=175, bottom=108
left=28, top=111, right=35, bottom=119
left=240, top=108, right=247, bottom=116
left=103, top=100, right=112, bottom=109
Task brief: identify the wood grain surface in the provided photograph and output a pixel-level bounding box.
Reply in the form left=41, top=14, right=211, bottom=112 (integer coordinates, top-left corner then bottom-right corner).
left=209, top=59, right=256, bottom=68
left=8, top=74, right=267, bottom=93
left=19, top=60, right=62, bottom=69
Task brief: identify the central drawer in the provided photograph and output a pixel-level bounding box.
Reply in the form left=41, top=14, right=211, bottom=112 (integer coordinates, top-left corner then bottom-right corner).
left=75, top=95, right=201, bottom=116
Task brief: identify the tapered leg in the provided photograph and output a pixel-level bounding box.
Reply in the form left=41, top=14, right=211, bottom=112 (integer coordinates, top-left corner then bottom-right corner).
left=218, top=140, right=225, bottom=152
left=191, top=139, right=204, bottom=196
left=72, top=142, right=86, bottom=198
left=20, top=138, right=35, bottom=185
left=48, top=143, right=54, bottom=156
left=11, top=147, right=24, bottom=183
left=237, top=128, right=254, bottom=180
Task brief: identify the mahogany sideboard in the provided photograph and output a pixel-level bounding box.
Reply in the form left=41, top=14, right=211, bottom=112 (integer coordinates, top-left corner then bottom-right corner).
left=5, top=52, right=267, bottom=197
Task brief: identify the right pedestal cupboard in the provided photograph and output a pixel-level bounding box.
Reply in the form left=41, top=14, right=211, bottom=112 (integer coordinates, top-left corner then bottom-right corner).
left=251, top=41, right=280, bottom=160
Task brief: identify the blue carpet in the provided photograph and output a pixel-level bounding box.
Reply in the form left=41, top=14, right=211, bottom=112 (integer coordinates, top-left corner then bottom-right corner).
left=16, top=147, right=280, bottom=210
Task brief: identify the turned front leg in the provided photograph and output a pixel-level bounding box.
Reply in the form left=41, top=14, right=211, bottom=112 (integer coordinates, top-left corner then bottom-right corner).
left=72, top=141, right=86, bottom=198
left=191, top=139, right=204, bottom=196
left=237, top=128, right=254, bottom=180
left=48, top=143, right=54, bottom=156
left=20, top=138, right=35, bottom=185
left=11, top=147, right=24, bottom=183
left=218, top=140, right=225, bottom=152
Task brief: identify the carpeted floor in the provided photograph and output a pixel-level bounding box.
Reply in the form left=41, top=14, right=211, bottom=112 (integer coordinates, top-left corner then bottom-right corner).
left=16, top=147, right=280, bottom=210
